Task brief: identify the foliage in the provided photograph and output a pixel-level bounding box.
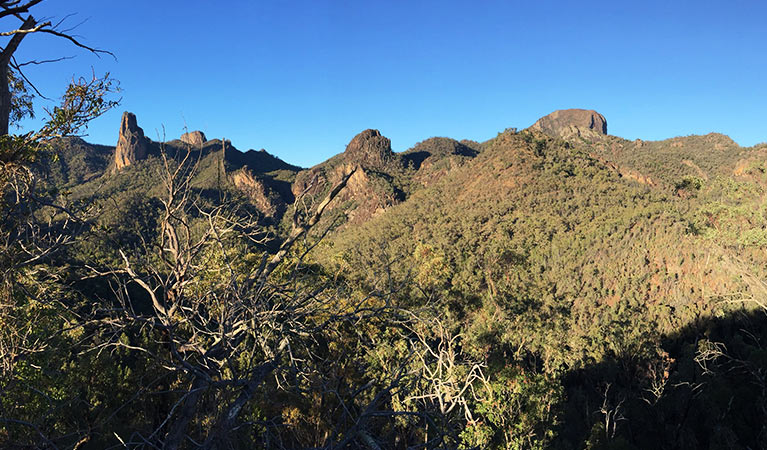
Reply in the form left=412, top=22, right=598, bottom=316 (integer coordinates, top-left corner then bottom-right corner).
left=3, top=21, right=767, bottom=446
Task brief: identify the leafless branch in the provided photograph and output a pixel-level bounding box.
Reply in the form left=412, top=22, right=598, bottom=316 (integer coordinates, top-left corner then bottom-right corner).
left=0, top=0, right=44, bottom=20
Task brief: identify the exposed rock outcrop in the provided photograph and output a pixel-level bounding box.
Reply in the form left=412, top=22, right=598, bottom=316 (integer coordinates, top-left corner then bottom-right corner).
left=291, top=167, right=325, bottom=199
left=113, top=112, right=149, bottom=172
left=323, top=163, right=401, bottom=224
left=290, top=129, right=407, bottom=226
left=681, top=159, right=709, bottom=180
left=344, top=129, right=396, bottom=169
left=293, top=129, right=398, bottom=199
left=180, top=130, right=207, bottom=147
left=530, top=109, right=608, bottom=137
left=230, top=168, right=280, bottom=217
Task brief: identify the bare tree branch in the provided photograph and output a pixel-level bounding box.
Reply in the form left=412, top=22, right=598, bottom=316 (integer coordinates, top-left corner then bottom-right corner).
left=0, top=0, right=44, bottom=20
left=0, top=19, right=48, bottom=36
left=254, top=166, right=357, bottom=286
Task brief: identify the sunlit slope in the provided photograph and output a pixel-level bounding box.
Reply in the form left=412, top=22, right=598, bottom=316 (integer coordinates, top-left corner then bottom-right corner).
left=318, top=128, right=767, bottom=354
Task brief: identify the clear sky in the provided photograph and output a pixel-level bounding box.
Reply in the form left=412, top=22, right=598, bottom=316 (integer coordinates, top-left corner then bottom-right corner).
left=11, top=0, right=767, bottom=167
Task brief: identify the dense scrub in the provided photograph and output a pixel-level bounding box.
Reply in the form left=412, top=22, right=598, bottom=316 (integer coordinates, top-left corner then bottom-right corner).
left=3, top=126, right=767, bottom=449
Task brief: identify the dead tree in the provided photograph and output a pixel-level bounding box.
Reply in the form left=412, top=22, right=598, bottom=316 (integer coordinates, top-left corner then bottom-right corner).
left=85, top=144, right=373, bottom=448
left=0, top=0, right=113, bottom=135
left=0, top=6, right=119, bottom=446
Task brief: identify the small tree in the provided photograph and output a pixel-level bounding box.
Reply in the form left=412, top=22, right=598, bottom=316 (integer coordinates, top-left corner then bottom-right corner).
left=0, top=2, right=118, bottom=444
left=0, top=0, right=115, bottom=135
left=52, top=138, right=363, bottom=446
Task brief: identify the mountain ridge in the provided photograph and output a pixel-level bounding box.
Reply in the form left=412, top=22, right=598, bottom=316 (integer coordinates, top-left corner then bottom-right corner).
left=40, top=108, right=766, bottom=226
left=20, top=107, right=767, bottom=449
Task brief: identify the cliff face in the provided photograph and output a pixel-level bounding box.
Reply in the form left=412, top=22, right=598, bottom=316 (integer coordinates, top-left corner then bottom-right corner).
left=290, top=129, right=410, bottom=226
left=343, top=129, right=398, bottom=170
left=292, top=129, right=397, bottom=199
left=230, top=168, right=283, bottom=217
left=112, top=112, right=150, bottom=172
left=530, top=109, right=608, bottom=137
left=180, top=130, right=207, bottom=147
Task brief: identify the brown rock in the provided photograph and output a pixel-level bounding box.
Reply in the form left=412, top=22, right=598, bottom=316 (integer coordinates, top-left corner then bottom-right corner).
left=344, top=129, right=395, bottom=169
left=288, top=129, right=405, bottom=226
left=180, top=130, right=207, bottom=147
left=231, top=168, right=279, bottom=217
left=333, top=163, right=400, bottom=224
left=291, top=166, right=326, bottom=199
left=113, top=112, right=149, bottom=172
left=530, top=109, right=608, bottom=137
left=619, top=167, right=656, bottom=187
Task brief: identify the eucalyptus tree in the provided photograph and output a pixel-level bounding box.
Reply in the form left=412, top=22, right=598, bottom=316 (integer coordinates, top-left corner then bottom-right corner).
left=0, top=1, right=119, bottom=445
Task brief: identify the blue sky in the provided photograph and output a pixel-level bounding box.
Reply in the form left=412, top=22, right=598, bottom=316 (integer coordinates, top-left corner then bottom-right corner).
left=11, top=0, right=767, bottom=167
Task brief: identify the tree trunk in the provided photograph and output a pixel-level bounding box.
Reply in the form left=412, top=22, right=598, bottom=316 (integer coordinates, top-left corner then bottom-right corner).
left=0, top=15, right=37, bottom=136
left=0, top=62, right=10, bottom=136
left=202, top=360, right=277, bottom=450
left=164, top=376, right=208, bottom=450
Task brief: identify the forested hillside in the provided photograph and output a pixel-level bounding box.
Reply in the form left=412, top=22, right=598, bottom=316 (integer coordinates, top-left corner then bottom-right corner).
left=316, top=121, right=767, bottom=448
left=3, top=0, right=767, bottom=448
left=3, top=99, right=767, bottom=449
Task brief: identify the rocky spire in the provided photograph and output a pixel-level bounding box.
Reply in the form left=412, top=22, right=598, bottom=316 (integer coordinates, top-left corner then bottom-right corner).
left=113, top=112, right=149, bottom=172
left=344, top=129, right=395, bottom=169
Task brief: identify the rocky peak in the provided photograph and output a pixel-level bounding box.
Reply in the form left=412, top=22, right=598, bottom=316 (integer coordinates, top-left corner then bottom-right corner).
left=344, top=129, right=395, bottom=169
left=530, top=109, right=608, bottom=137
left=180, top=130, right=207, bottom=147
left=113, top=112, right=149, bottom=172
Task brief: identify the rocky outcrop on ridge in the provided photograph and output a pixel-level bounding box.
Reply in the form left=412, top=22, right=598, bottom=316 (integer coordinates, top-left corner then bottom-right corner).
left=530, top=109, right=608, bottom=137
left=291, top=129, right=409, bottom=225
left=343, top=129, right=399, bottom=170
left=180, top=130, right=207, bottom=147
left=112, top=112, right=150, bottom=172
